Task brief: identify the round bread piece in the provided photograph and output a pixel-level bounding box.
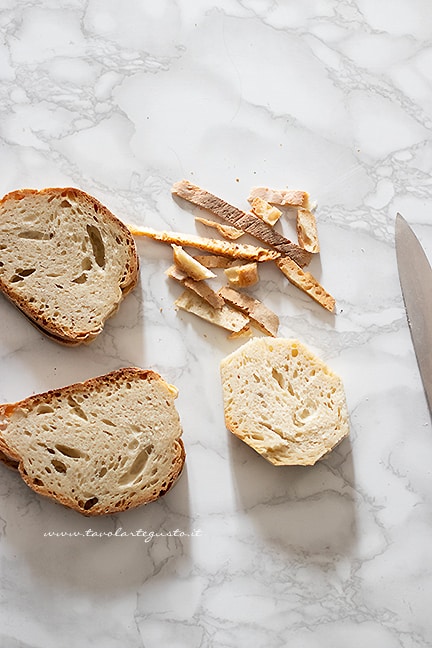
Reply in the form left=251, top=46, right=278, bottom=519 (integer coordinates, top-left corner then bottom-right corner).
left=0, top=368, right=185, bottom=515
left=220, top=338, right=349, bottom=466
left=0, top=187, right=139, bottom=344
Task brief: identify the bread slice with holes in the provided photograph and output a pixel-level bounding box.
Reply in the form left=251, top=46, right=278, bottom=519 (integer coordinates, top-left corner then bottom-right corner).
left=0, top=368, right=185, bottom=515
left=220, top=338, right=349, bottom=466
left=0, top=187, right=139, bottom=345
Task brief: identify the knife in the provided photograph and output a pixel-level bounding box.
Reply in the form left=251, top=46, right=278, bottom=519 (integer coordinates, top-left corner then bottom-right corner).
left=395, top=212, right=432, bottom=413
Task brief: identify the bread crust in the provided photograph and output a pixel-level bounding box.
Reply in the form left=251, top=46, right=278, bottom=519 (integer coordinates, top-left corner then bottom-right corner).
left=172, top=180, right=311, bottom=266
left=0, top=187, right=139, bottom=344
left=0, top=368, right=185, bottom=515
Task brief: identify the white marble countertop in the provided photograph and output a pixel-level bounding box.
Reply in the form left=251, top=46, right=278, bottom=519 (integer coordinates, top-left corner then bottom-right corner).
left=1, top=1, right=432, bottom=647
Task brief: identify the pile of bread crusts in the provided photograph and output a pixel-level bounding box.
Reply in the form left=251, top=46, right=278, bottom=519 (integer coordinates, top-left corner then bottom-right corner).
left=129, top=179, right=335, bottom=338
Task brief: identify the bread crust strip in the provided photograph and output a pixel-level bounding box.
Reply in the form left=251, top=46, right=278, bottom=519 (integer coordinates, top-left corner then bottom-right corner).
left=172, top=180, right=311, bottom=267
left=195, top=216, right=244, bottom=240
left=175, top=289, right=249, bottom=333
left=224, top=263, right=259, bottom=288
left=165, top=265, right=224, bottom=309
left=248, top=186, right=309, bottom=208
left=171, top=245, right=216, bottom=280
left=276, top=257, right=335, bottom=312
left=193, top=255, right=236, bottom=269
left=128, top=225, right=279, bottom=262
left=296, top=208, right=320, bottom=253
left=219, top=286, right=279, bottom=337
left=250, top=197, right=282, bottom=226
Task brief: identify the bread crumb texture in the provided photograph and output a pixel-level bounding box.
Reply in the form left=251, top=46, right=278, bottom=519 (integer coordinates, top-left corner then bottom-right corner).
left=220, top=338, right=349, bottom=466
left=0, top=368, right=184, bottom=515
left=0, top=188, right=138, bottom=343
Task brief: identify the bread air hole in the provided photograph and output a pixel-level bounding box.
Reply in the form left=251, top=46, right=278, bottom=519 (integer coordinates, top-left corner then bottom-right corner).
left=55, top=444, right=86, bottom=459
left=86, top=224, right=105, bottom=268
left=118, top=445, right=154, bottom=486
left=67, top=396, right=88, bottom=421
left=83, top=496, right=98, bottom=511
left=102, top=418, right=115, bottom=427
left=271, top=367, right=285, bottom=389
left=51, top=459, right=67, bottom=473
left=82, top=257, right=92, bottom=270
left=36, top=404, right=54, bottom=415
left=72, top=273, right=87, bottom=284
left=10, top=268, right=37, bottom=282
left=18, top=230, right=53, bottom=240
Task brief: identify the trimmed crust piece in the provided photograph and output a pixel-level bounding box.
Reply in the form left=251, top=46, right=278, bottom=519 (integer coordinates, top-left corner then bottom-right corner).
left=250, top=197, right=282, bottom=226
left=165, top=265, right=224, bottom=309
left=0, top=187, right=139, bottom=345
left=193, top=255, right=236, bottom=269
left=195, top=216, right=244, bottom=240
left=0, top=368, right=185, bottom=515
left=172, top=180, right=311, bottom=267
left=128, top=225, right=279, bottom=262
left=172, top=245, right=216, bottom=280
left=175, top=289, right=249, bottom=333
left=224, top=263, right=259, bottom=288
left=220, top=338, right=349, bottom=465
left=296, top=208, right=320, bottom=253
left=276, top=257, right=335, bottom=312
left=248, top=187, right=309, bottom=208
left=219, top=286, right=279, bottom=337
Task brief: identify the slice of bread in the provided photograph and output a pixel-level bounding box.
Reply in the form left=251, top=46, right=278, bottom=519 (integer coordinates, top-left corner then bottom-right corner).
left=0, top=187, right=139, bottom=345
left=0, top=368, right=185, bottom=515
left=220, top=338, right=349, bottom=466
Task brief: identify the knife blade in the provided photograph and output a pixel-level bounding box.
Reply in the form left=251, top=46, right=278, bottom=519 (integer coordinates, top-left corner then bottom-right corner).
left=395, top=212, right=432, bottom=412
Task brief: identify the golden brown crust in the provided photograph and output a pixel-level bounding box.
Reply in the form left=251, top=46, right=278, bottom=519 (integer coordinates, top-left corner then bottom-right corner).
left=195, top=216, right=244, bottom=240
left=219, top=286, right=279, bottom=336
left=0, top=187, right=139, bottom=344
left=166, top=265, right=225, bottom=309
left=128, top=224, right=279, bottom=262
left=172, top=180, right=311, bottom=266
left=276, top=257, right=335, bottom=312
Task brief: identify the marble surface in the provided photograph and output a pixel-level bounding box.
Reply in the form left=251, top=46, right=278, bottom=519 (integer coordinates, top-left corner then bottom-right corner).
left=1, top=1, right=432, bottom=646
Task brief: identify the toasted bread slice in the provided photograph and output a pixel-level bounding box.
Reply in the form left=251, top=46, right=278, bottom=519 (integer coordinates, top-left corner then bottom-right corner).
left=0, top=187, right=139, bottom=345
left=0, top=368, right=185, bottom=516
left=220, top=338, right=349, bottom=465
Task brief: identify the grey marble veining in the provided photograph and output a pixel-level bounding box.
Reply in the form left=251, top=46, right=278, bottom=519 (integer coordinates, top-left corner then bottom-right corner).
left=0, top=1, right=432, bottom=647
